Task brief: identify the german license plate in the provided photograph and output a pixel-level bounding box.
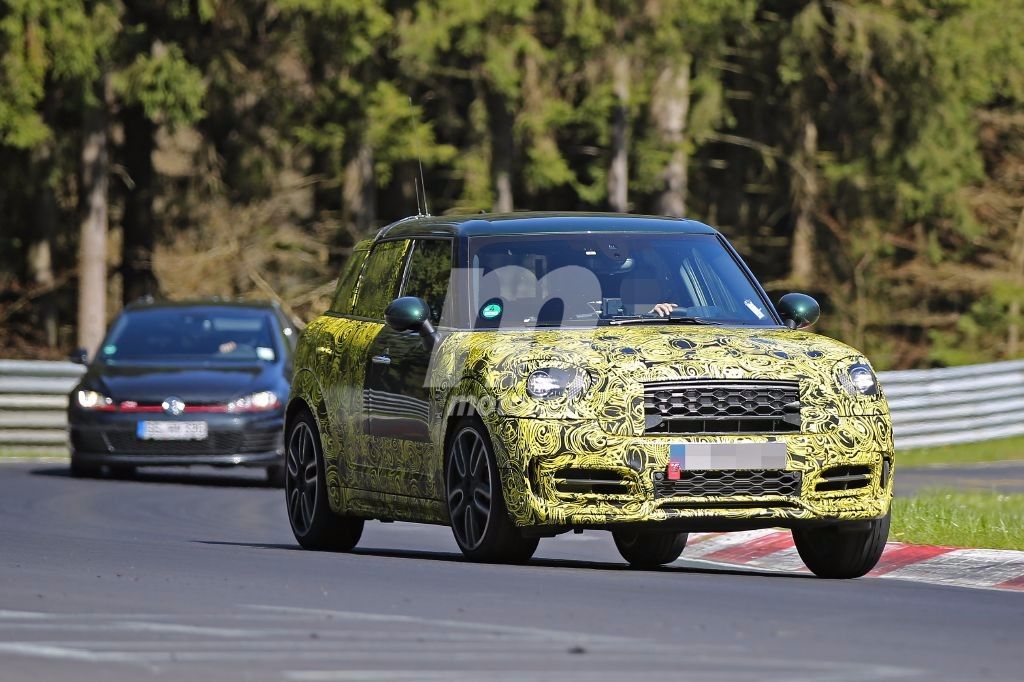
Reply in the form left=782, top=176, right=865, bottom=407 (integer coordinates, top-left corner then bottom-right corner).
left=668, top=442, right=787, bottom=473
left=137, top=421, right=208, bottom=441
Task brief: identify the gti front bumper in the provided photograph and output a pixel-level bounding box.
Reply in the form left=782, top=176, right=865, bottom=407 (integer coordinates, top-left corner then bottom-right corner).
left=488, top=415, right=894, bottom=531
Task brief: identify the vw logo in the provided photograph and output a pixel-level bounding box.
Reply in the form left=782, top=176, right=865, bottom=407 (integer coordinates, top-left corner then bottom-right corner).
left=162, top=396, right=186, bottom=416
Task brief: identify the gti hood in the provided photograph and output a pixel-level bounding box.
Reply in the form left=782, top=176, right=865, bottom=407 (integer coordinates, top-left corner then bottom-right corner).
left=81, top=361, right=277, bottom=404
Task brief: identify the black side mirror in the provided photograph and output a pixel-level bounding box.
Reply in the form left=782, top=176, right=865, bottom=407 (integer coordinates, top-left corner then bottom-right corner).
left=385, top=296, right=439, bottom=351
left=777, top=293, right=820, bottom=330
left=69, top=347, right=89, bottom=365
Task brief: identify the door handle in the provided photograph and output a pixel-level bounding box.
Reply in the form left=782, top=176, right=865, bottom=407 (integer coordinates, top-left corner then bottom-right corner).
left=371, top=355, right=391, bottom=365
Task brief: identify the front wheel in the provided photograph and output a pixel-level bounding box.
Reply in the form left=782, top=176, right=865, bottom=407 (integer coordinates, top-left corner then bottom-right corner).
left=613, top=530, right=688, bottom=568
left=445, top=419, right=538, bottom=564
left=285, top=411, right=363, bottom=551
left=792, top=513, right=890, bottom=579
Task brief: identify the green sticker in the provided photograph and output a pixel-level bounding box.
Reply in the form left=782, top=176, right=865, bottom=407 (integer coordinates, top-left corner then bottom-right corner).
left=481, top=303, right=502, bottom=319
left=102, top=345, right=116, bottom=355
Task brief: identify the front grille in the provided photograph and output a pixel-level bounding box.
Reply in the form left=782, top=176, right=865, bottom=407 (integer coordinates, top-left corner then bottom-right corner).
left=105, top=430, right=245, bottom=455
left=643, top=380, right=801, bottom=434
left=655, top=469, right=802, bottom=499
left=553, top=468, right=630, bottom=495
left=816, top=465, right=872, bottom=492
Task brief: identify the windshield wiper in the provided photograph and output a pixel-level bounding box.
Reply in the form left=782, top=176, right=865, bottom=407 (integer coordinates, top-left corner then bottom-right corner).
left=606, top=316, right=723, bottom=326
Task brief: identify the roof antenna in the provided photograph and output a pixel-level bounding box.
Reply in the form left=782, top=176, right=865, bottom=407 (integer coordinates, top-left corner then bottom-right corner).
left=410, top=96, right=431, bottom=217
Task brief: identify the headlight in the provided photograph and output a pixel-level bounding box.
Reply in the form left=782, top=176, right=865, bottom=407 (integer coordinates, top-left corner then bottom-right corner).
left=76, top=390, right=114, bottom=410
left=226, top=390, right=281, bottom=413
left=839, top=363, right=878, bottom=396
left=525, top=368, right=590, bottom=400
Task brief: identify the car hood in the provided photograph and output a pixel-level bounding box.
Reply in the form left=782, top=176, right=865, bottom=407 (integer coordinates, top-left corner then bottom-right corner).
left=81, top=361, right=277, bottom=404
left=439, top=325, right=886, bottom=423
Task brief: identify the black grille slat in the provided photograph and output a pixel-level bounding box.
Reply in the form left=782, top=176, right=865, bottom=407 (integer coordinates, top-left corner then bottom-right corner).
left=655, top=469, right=802, bottom=499
left=816, top=465, right=872, bottom=492
left=643, top=380, right=800, bottom=435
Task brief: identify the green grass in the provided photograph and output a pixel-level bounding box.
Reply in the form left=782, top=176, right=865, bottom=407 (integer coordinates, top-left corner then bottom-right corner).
left=0, top=447, right=67, bottom=460
left=898, top=434, right=1024, bottom=468
left=891, top=489, right=1024, bottom=550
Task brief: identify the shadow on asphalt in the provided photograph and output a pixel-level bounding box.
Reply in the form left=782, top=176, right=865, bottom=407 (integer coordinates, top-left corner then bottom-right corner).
left=193, top=539, right=815, bottom=580
left=30, top=465, right=278, bottom=489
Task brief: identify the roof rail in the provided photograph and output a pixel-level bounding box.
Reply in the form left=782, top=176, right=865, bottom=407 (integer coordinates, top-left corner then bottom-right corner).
left=374, top=214, right=427, bottom=241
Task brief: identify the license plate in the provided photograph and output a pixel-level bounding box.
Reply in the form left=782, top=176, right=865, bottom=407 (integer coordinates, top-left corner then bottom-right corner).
left=668, top=442, right=787, bottom=475
left=137, top=421, right=208, bottom=441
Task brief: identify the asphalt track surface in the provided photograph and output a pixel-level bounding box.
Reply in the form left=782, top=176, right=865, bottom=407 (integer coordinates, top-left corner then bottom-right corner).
left=1, top=462, right=1022, bottom=682
left=895, top=461, right=1024, bottom=495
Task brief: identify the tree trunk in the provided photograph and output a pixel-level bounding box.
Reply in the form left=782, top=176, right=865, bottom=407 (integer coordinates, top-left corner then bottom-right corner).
left=651, top=55, right=691, bottom=217
left=342, top=141, right=376, bottom=236
left=121, top=104, right=158, bottom=305
left=789, top=117, right=818, bottom=289
left=29, top=149, right=58, bottom=348
left=608, top=51, right=630, bottom=213
left=485, top=87, right=514, bottom=213
left=78, top=84, right=110, bottom=358
left=1008, top=207, right=1024, bottom=358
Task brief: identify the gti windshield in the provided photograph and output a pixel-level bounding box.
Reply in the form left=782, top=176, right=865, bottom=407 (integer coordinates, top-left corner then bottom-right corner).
left=100, top=307, right=279, bottom=361
left=468, top=233, right=775, bottom=328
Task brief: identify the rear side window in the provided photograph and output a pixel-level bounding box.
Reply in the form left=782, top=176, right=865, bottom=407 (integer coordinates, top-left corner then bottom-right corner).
left=401, top=239, right=453, bottom=324
left=330, top=244, right=370, bottom=314
left=352, top=240, right=410, bottom=319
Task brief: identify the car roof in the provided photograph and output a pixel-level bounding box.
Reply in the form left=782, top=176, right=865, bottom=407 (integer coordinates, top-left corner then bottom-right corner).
left=375, top=211, right=720, bottom=241
left=122, top=298, right=281, bottom=313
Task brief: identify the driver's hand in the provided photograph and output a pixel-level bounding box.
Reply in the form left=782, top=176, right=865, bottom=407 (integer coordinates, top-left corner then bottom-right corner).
left=218, top=341, right=238, bottom=354
left=649, top=303, right=678, bottom=318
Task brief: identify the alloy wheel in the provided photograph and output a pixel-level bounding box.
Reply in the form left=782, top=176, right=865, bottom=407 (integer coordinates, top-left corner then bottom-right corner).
left=286, top=420, right=318, bottom=536
left=447, top=427, right=493, bottom=550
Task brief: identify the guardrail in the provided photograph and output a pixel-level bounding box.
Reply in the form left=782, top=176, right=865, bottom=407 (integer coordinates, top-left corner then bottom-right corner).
left=1, top=358, right=1022, bottom=452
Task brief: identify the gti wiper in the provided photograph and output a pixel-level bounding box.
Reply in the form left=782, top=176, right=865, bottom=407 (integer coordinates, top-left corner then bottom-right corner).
left=606, top=316, right=722, bottom=326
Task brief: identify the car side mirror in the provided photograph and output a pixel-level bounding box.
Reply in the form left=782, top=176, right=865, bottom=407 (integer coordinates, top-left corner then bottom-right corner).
left=385, top=296, right=439, bottom=351
left=777, top=293, right=820, bottom=330
left=69, top=347, right=89, bottom=365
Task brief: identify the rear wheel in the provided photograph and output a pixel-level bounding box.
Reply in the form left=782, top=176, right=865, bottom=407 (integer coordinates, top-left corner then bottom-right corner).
left=613, top=530, right=688, bottom=568
left=792, top=513, right=890, bottom=579
left=285, top=411, right=363, bottom=551
left=445, top=419, right=538, bottom=564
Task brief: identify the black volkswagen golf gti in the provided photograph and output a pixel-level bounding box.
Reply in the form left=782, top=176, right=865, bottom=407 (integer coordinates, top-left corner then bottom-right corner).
left=67, top=300, right=295, bottom=484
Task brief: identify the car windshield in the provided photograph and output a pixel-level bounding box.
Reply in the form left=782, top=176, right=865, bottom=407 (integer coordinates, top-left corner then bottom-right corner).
left=100, top=307, right=279, bottom=361
left=468, top=233, right=775, bottom=329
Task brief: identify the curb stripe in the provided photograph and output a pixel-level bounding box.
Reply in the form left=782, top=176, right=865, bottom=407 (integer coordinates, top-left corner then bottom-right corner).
left=700, top=532, right=795, bottom=564
left=868, top=544, right=954, bottom=576
left=996, top=575, right=1024, bottom=591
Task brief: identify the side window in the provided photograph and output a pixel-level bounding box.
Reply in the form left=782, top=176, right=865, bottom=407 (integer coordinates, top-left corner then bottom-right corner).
left=352, top=240, right=410, bottom=319
left=329, top=244, right=370, bottom=314
left=402, top=239, right=453, bottom=324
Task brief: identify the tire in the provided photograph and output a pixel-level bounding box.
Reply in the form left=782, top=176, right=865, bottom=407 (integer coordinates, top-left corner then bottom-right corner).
left=266, top=464, right=285, bottom=488
left=792, top=512, right=890, bottom=579
left=285, top=410, right=363, bottom=551
left=613, top=529, right=688, bottom=568
left=445, top=419, right=539, bottom=564
left=69, top=453, right=100, bottom=479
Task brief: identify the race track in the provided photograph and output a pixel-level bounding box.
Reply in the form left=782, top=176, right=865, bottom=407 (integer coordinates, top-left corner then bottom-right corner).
left=0, top=462, right=1021, bottom=681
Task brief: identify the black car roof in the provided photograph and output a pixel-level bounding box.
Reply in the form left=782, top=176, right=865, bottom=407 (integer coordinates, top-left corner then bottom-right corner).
left=122, top=299, right=281, bottom=313
left=375, top=212, right=720, bottom=241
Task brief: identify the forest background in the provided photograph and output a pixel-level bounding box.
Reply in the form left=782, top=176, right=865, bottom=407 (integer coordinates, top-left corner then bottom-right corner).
left=2, top=0, right=1023, bottom=369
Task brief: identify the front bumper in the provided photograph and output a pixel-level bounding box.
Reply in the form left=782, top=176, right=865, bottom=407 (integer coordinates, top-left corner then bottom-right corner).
left=68, top=409, right=284, bottom=468
left=489, top=415, right=894, bottom=531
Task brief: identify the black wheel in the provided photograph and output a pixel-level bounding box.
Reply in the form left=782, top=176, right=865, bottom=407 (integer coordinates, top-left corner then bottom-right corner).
left=613, top=529, right=688, bottom=568
left=69, top=453, right=100, bottom=478
left=285, top=410, right=363, bottom=551
left=266, top=464, right=285, bottom=488
left=445, top=419, right=538, bottom=563
left=792, top=512, right=890, bottom=579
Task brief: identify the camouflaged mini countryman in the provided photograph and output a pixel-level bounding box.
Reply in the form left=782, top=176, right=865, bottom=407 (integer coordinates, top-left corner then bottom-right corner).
left=285, top=213, right=894, bottom=578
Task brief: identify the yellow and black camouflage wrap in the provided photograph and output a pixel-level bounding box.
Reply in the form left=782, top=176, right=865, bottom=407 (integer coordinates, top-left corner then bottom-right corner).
left=290, top=318, right=893, bottom=531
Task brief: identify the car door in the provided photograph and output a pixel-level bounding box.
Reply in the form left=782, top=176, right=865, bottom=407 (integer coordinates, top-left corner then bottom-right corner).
left=325, top=238, right=410, bottom=495
left=364, top=237, right=453, bottom=500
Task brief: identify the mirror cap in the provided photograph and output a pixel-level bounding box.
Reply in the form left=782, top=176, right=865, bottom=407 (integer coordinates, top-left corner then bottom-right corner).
left=69, top=347, right=89, bottom=365
left=385, top=296, right=432, bottom=332
left=777, top=293, right=820, bottom=329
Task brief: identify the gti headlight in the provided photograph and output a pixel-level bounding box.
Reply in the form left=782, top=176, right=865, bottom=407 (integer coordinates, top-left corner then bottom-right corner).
left=526, top=368, right=591, bottom=400
left=226, top=390, right=281, bottom=413
left=76, top=390, right=113, bottom=410
left=839, top=363, right=878, bottom=396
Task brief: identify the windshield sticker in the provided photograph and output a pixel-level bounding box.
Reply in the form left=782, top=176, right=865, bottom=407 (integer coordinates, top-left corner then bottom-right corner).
left=744, top=299, right=766, bottom=319
left=102, top=345, right=116, bottom=355
left=481, top=303, right=503, bottom=319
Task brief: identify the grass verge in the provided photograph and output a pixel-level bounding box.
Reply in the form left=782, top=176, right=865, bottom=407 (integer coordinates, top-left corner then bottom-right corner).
left=898, top=434, right=1024, bottom=468
left=0, top=447, right=67, bottom=460
left=891, top=489, right=1024, bottom=550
